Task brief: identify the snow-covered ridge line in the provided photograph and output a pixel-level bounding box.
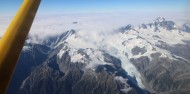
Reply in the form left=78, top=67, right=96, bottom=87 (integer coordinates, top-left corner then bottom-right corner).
left=23, top=17, right=190, bottom=89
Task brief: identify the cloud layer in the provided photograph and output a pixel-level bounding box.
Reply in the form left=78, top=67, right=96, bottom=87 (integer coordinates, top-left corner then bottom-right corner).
left=0, top=12, right=189, bottom=40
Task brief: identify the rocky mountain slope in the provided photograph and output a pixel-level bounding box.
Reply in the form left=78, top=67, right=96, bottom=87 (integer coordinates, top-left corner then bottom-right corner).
left=7, top=17, right=190, bottom=94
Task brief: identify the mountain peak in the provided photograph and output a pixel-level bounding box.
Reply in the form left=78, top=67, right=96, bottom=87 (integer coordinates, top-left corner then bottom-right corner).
left=119, top=24, right=135, bottom=33
left=155, top=17, right=166, bottom=23
left=181, top=23, right=190, bottom=32
left=151, top=17, right=176, bottom=30
left=43, top=29, right=76, bottom=47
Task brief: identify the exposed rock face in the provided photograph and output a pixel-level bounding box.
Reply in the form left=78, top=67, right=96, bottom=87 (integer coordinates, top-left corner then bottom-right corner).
left=119, top=24, right=135, bottom=33
left=131, top=46, right=147, bottom=56
left=156, top=40, right=190, bottom=61
left=130, top=44, right=190, bottom=94
left=121, top=17, right=190, bottom=94
left=43, top=29, right=76, bottom=47
left=153, top=17, right=176, bottom=31
left=7, top=44, right=50, bottom=94
left=138, top=17, right=177, bottom=32
left=17, top=45, right=148, bottom=94
left=140, top=24, right=147, bottom=29
left=181, top=23, right=190, bottom=32
left=7, top=17, right=190, bottom=94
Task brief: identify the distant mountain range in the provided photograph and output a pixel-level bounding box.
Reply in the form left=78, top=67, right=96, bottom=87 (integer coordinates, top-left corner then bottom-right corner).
left=7, top=17, right=190, bottom=94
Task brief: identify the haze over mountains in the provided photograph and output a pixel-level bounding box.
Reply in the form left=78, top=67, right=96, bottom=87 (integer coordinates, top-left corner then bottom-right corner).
left=0, top=13, right=190, bottom=94
left=0, top=12, right=189, bottom=38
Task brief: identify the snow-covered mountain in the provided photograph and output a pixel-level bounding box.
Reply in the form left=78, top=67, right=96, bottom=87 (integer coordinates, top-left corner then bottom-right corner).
left=7, top=17, right=190, bottom=94
left=181, top=23, right=190, bottom=32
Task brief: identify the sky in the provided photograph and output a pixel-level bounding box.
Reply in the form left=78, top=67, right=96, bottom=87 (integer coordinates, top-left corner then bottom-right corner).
left=0, top=0, right=189, bottom=15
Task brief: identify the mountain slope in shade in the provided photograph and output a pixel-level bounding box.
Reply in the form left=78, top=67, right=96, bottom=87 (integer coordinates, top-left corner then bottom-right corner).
left=7, top=17, right=190, bottom=94
left=19, top=43, right=148, bottom=94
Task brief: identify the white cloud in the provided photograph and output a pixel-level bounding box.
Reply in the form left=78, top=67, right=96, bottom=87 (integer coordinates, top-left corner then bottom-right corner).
left=0, top=12, right=189, bottom=40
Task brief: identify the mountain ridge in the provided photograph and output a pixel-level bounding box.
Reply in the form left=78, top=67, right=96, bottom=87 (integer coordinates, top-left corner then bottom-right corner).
left=7, top=17, right=190, bottom=94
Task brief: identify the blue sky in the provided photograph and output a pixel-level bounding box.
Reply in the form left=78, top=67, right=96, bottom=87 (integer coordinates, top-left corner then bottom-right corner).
left=0, top=0, right=189, bottom=15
